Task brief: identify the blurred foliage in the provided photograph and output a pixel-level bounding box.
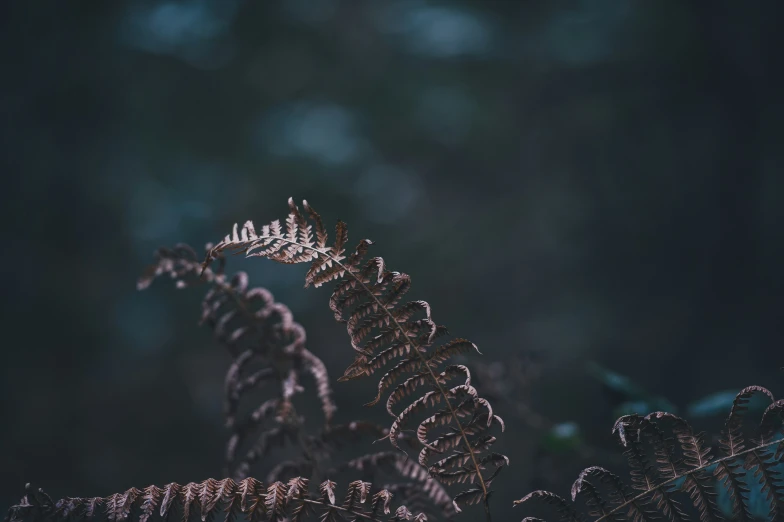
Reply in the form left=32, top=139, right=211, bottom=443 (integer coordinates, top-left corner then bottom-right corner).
left=587, top=361, right=678, bottom=417
left=2, top=0, right=784, bottom=520
left=541, top=422, right=583, bottom=454
left=688, top=389, right=772, bottom=419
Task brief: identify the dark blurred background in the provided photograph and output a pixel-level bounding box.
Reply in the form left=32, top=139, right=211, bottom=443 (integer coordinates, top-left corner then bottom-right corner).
left=2, top=1, right=783, bottom=519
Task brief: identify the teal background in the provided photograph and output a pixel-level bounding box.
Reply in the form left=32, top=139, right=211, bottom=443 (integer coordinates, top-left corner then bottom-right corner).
left=2, top=1, right=783, bottom=519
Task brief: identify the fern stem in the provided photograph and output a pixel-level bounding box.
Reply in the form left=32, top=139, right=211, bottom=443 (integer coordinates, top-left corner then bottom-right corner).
left=593, top=435, right=784, bottom=522
left=299, top=498, right=390, bottom=522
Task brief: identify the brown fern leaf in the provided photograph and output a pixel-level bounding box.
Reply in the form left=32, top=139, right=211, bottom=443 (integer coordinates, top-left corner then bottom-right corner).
left=371, top=490, right=394, bottom=516
left=138, top=244, right=336, bottom=481
left=138, top=485, right=161, bottom=522
left=201, top=198, right=507, bottom=515
left=515, top=386, right=784, bottom=522
left=342, top=480, right=372, bottom=513
left=5, top=479, right=426, bottom=522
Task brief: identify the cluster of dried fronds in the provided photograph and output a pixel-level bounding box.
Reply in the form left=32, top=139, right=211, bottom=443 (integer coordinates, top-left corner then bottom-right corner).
left=136, top=243, right=454, bottom=519
left=5, top=478, right=427, bottom=522
left=515, top=385, right=784, bottom=522
left=8, top=198, right=784, bottom=522
left=201, top=199, right=507, bottom=515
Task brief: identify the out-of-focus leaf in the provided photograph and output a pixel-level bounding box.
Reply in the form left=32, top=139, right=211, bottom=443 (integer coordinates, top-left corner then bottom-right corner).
left=541, top=422, right=582, bottom=453
left=688, top=389, right=770, bottom=418
left=587, top=361, right=647, bottom=400
left=687, top=390, right=738, bottom=418
left=612, top=401, right=652, bottom=418
left=587, top=361, right=677, bottom=414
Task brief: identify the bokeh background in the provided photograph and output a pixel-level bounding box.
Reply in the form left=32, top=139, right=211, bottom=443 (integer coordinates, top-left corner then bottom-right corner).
left=2, top=1, right=784, bottom=519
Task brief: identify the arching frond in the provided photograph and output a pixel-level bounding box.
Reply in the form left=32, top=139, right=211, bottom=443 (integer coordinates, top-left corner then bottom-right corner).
left=138, top=243, right=335, bottom=481
left=201, top=198, right=507, bottom=516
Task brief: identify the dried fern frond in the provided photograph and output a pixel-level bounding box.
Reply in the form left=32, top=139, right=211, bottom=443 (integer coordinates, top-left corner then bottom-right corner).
left=138, top=244, right=335, bottom=480
left=4, top=478, right=427, bottom=522
left=515, top=385, right=784, bottom=522
left=201, top=198, right=507, bottom=516
left=139, top=249, right=456, bottom=520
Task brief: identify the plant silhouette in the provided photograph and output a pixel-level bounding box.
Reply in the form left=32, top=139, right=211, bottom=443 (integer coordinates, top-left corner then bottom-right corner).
left=5, top=200, right=783, bottom=522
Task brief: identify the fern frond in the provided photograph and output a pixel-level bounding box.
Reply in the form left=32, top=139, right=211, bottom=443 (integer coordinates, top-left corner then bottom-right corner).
left=5, top=479, right=426, bottom=522
left=138, top=244, right=335, bottom=481
left=201, top=198, right=507, bottom=516
left=515, top=386, right=784, bottom=522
